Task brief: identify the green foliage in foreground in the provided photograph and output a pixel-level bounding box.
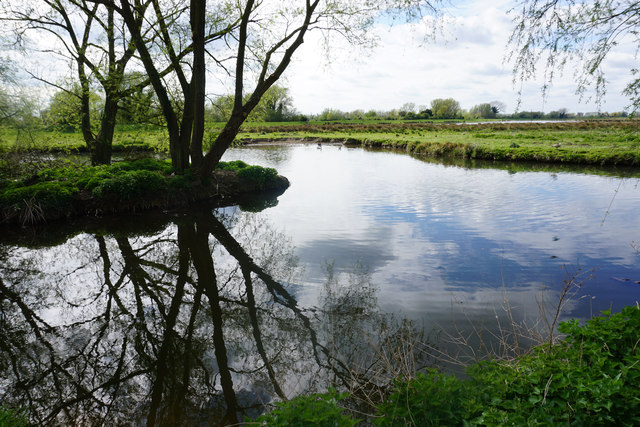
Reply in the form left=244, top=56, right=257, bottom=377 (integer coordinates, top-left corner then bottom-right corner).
left=218, top=160, right=279, bottom=188
left=254, top=389, right=359, bottom=427
left=257, top=305, right=640, bottom=425
left=0, top=405, right=29, bottom=427
left=0, top=158, right=279, bottom=223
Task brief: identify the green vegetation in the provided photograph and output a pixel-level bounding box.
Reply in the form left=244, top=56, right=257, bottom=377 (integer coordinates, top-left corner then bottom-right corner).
left=0, top=125, right=169, bottom=154
left=3, top=119, right=640, bottom=167
left=0, top=158, right=281, bottom=224
left=254, top=389, right=358, bottom=427
left=0, top=405, right=29, bottom=427
left=256, top=305, right=640, bottom=425
left=218, top=160, right=279, bottom=188
left=236, top=119, right=640, bottom=166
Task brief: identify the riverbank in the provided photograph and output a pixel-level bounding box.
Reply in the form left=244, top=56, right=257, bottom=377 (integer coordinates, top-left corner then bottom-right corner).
left=3, top=120, right=640, bottom=166
left=0, top=158, right=289, bottom=225
left=235, top=119, right=640, bottom=166
left=256, top=304, right=640, bottom=425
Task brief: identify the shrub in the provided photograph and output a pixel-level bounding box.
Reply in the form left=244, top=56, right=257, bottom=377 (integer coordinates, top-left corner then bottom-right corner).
left=254, top=389, right=358, bottom=427
left=168, top=168, right=195, bottom=189
left=0, top=405, right=29, bottom=427
left=375, top=369, right=472, bottom=426
left=217, top=160, right=249, bottom=171
left=91, top=170, right=166, bottom=199
left=237, top=165, right=278, bottom=188
left=0, top=181, right=77, bottom=208
left=375, top=304, right=640, bottom=425
left=217, top=160, right=278, bottom=188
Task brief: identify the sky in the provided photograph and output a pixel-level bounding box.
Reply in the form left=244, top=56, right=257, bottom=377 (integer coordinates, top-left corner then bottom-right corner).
left=5, top=0, right=637, bottom=116
left=282, top=0, right=637, bottom=115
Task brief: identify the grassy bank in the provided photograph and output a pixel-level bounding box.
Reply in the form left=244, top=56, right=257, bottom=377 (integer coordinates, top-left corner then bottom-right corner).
left=0, top=125, right=169, bottom=153
left=255, top=304, right=640, bottom=425
left=0, top=158, right=284, bottom=225
left=237, top=119, right=640, bottom=166
left=3, top=119, right=640, bottom=166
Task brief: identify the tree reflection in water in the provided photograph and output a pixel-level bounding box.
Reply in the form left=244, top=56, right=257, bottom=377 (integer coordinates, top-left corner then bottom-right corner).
left=0, top=207, right=428, bottom=425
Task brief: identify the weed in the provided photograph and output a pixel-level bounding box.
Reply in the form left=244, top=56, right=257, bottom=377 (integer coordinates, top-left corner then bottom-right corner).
left=254, top=388, right=359, bottom=427
left=218, top=160, right=279, bottom=188
left=315, top=304, right=640, bottom=426
left=0, top=405, right=29, bottom=427
left=91, top=170, right=167, bottom=199
left=237, top=165, right=278, bottom=188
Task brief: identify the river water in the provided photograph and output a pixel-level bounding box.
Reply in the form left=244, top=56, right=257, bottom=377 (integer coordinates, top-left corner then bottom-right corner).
left=1, top=144, right=638, bottom=424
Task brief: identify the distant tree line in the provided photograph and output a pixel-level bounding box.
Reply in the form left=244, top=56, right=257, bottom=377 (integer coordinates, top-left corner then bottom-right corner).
left=0, top=77, right=630, bottom=135
left=313, top=98, right=628, bottom=122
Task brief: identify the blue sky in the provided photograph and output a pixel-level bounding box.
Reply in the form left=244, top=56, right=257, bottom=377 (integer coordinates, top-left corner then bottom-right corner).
left=6, top=0, right=636, bottom=115
left=284, top=0, right=636, bottom=115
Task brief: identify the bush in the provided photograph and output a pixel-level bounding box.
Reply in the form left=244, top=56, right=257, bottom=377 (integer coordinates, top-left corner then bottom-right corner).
left=256, top=305, right=640, bottom=426
left=237, top=165, right=278, bottom=188
left=375, top=369, right=472, bottom=426
left=376, top=304, right=640, bottom=425
left=217, top=160, right=249, bottom=171
left=0, top=181, right=77, bottom=208
left=91, top=170, right=167, bottom=199
left=218, top=160, right=278, bottom=188
left=0, top=405, right=29, bottom=427
left=254, top=389, right=358, bottom=427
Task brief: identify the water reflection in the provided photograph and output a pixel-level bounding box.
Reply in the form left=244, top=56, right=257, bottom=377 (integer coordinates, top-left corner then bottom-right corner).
left=225, top=144, right=640, bottom=320
left=2, top=145, right=640, bottom=424
left=0, top=205, right=428, bottom=425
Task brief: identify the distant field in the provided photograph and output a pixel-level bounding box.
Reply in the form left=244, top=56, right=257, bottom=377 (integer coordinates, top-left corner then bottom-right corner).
left=0, top=125, right=169, bottom=153
left=236, top=119, right=640, bottom=166
left=2, top=119, right=639, bottom=166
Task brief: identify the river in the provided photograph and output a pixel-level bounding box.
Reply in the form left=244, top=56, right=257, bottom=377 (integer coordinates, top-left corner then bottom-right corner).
left=1, top=143, right=638, bottom=424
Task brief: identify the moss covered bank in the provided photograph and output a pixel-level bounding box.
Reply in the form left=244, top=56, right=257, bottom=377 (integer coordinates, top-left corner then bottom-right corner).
left=0, top=158, right=289, bottom=225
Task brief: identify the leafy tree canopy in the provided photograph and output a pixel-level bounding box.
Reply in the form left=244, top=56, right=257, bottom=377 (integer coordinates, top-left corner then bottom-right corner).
left=42, top=85, right=103, bottom=132
left=431, top=97, right=460, bottom=119
left=509, top=0, right=640, bottom=110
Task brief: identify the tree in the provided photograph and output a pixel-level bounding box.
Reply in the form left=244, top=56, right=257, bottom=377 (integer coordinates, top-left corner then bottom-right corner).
left=210, top=85, right=296, bottom=123
left=399, top=102, right=417, bottom=117
left=1, top=0, right=163, bottom=164
left=89, top=0, right=445, bottom=179
left=42, top=85, right=102, bottom=131
left=509, top=0, right=640, bottom=110
left=116, top=72, right=162, bottom=125
left=208, top=94, right=236, bottom=123
left=469, top=103, right=496, bottom=119
left=546, top=108, right=569, bottom=119
left=318, top=108, right=346, bottom=121
left=490, top=100, right=506, bottom=115
left=252, top=85, right=295, bottom=122
left=0, top=58, right=37, bottom=125
left=431, top=98, right=460, bottom=119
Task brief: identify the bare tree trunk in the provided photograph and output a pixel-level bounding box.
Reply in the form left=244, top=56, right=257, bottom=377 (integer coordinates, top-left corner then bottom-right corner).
left=197, top=0, right=319, bottom=180
left=91, top=95, right=119, bottom=165
left=189, top=0, right=206, bottom=170
left=117, top=0, right=184, bottom=171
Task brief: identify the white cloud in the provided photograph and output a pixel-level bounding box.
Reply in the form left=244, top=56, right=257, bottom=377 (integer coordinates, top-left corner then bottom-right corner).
left=285, top=1, right=635, bottom=114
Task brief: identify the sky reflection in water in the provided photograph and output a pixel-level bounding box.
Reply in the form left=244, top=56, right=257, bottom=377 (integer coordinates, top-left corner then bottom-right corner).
left=1, top=145, right=639, bottom=424
left=223, top=144, right=640, bottom=322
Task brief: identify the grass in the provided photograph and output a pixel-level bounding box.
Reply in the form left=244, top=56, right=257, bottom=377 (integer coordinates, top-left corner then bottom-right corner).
left=254, top=303, right=640, bottom=425
left=0, top=124, right=169, bottom=153
left=0, top=157, right=281, bottom=224
left=235, top=119, right=640, bottom=166
left=0, top=405, right=29, bottom=427
left=3, top=119, right=640, bottom=166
